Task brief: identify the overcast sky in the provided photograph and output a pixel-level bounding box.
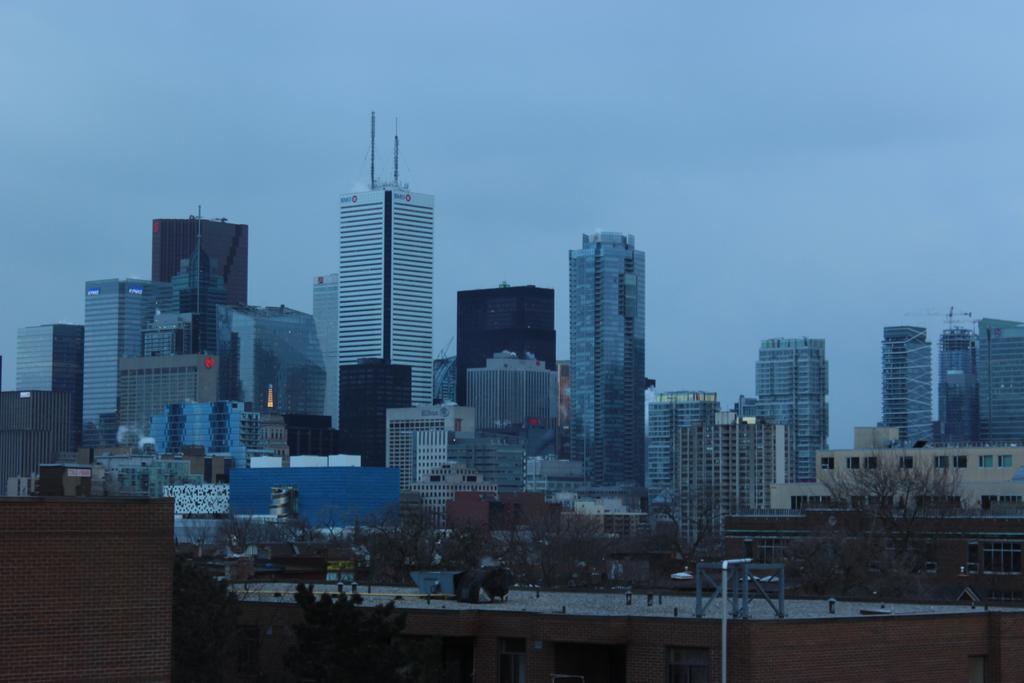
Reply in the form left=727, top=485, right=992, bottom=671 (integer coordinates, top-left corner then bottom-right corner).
left=2, top=1, right=1023, bottom=447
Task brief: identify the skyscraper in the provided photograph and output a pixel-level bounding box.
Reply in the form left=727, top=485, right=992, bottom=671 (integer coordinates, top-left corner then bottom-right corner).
left=978, top=318, right=1024, bottom=443
left=313, top=274, right=339, bottom=427
left=467, top=352, right=558, bottom=434
left=881, top=326, right=933, bottom=443
left=385, top=405, right=475, bottom=489
left=756, top=337, right=828, bottom=482
left=0, top=390, right=73, bottom=486
left=938, top=326, right=979, bottom=444
left=151, top=217, right=248, bottom=306
left=456, top=285, right=555, bottom=405
left=116, top=354, right=221, bottom=439
left=82, top=279, right=171, bottom=446
left=339, top=359, right=412, bottom=468
left=569, top=232, right=646, bottom=487
left=646, top=390, right=720, bottom=494
left=164, top=247, right=228, bottom=353
left=16, top=324, right=84, bottom=448
left=217, top=305, right=326, bottom=416
left=338, top=186, right=433, bottom=406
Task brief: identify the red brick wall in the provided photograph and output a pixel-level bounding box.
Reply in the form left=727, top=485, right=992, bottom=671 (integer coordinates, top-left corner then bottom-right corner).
left=0, top=497, right=173, bottom=682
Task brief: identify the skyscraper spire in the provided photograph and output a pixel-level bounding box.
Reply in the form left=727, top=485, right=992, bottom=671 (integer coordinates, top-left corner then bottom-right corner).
left=370, top=111, right=377, bottom=190
left=393, top=118, right=399, bottom=186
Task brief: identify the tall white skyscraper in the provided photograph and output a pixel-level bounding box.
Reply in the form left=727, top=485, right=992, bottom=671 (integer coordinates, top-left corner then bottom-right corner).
left=313, top=273, right=339, bottom=427
left=339, top=187, right=434, bottom=406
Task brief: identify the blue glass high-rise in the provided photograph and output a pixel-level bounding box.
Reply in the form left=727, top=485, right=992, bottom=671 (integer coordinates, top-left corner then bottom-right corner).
left=82, top=279, right=171, bottom=446
left=881, top=326, right=932, bottom=444
left=216, top=305, right=325, bottom=416
left=569, top=232, right=646, bottom=486
left=16, top=324, right=84, bottom=448
left=978, top=318, right=1024, bottom=443
left=938, top=326, right=979, bottom=444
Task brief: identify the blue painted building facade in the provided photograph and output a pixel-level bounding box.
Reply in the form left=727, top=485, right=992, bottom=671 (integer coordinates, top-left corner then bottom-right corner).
left=230, top=466, right=400, bottom=526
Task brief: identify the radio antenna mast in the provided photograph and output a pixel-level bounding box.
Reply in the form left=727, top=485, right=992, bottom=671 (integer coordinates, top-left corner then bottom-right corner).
left=393, top=118, right=399, bottom=186
left=370, top=111, right=376, bottom=190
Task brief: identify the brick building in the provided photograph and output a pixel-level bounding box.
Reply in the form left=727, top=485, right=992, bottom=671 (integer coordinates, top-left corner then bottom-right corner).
left=0, top=497, right=173, bottom=681
left=238, top=584, right=1024, bottom=682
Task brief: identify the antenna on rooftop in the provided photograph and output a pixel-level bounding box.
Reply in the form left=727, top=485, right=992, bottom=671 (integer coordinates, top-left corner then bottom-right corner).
left=370, top=111, right=377, bottom=190
left=393, top=118, right=399, bottom=186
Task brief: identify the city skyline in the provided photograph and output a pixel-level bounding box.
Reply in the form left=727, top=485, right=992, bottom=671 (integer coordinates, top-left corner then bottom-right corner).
left=4, top=3, right=1024, bottom=448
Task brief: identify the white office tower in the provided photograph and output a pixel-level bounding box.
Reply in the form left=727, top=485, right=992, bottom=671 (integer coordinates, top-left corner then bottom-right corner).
left=313, top=274, right=339, bottom=427
left=338, top=114, right=434, bottom=406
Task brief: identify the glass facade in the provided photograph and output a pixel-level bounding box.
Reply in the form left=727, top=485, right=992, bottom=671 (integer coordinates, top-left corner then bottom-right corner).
left=455, top=285, right=555, bottom=405
left=756, top=337, right=828, bottom=482
left=166, top=248, right=227, bottom=354
left=230, top=466, right=400, bottom=526
left=116, top=354, right=221, bottom=440
left=313, top=273, right=339, bottom=427
left=16, top=324, right=84, bottom=447
left=569, top=232, right=646, bottom=486
left=151, top=400, right=263, bottom=467
left=151, top=217, right=248, bottom=306
left=881, top=326, right=933, bottom=443
left=938, top=326, right=979, bottom=444
left=216, top=305, right=325, bottom=416
left=82, top=279, right=171, bottom=446
left=646, top=391, right=719, bottom=494
left=978, top=318, right=1024, bottom=443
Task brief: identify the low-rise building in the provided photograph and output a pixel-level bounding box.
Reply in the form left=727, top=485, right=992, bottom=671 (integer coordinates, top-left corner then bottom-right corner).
left=407, top=462, right=497, bottom=527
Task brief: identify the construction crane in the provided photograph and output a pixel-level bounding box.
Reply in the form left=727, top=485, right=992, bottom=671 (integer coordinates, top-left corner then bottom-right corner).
left=904, top=307, right=977, bottom=330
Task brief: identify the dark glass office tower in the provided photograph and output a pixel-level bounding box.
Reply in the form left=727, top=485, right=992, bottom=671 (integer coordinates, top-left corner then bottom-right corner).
left=166, top=248, right=228, bottom=353
left=978, top=318, right=1024, bottom=443
left=938, top=326, right=979, bottom=444
left=456, top=285, right=555, bottom=406
left=16, top=324, right=85, bottom=448
left=216, top=305, right=325, bottom=416
left=570, top=234, right=645, bottom=486
left=151, top=217, right=248, bottom=306
left=339, top=359, right=412, bottom=467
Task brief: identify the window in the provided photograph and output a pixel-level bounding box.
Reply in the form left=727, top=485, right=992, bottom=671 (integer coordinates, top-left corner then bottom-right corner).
left=953, top=455, right=968, bottom=469
left=846, top=456, right=860, bottom=469
left=925, top=561, right=938, bottom=574
left=899, top=456, right=914, bottom=469
left=982, top=542, right=1021, bottom=575
left=668, top=648, right=709, bottom=683
left=757, top=538, right=786, bottom=564
left=865, top=456, right=878, bottom=469
left=499, top=638, right=526, bottom=683
left=999, top=455, right=1013, bottom=468
left=979, top=455, right=994, bottom=468
left=966, top=542, right=979, bottom=574
left=934, top=455, right=949, bottom=469
left=820, top=457, right=835, bottom=471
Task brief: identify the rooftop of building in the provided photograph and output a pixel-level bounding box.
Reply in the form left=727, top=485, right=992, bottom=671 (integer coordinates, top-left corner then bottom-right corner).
left=234, top=583, right=1021, bottom=621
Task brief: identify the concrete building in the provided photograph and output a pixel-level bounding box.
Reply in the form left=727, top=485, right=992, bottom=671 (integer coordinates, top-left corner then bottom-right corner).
left=645, top=390, right=719, bottom=495
left=312, top=273, right=339, bottom=427
left=0, top=390, right=73, bottom=488
left=525, top=456, right=586, bottom=494
left=676, top=412, right=787, bottom=544
left=756, top=337, right=828, bottom=482
left=338, top=181, right=434, bottom=407
left=407, top=461, right=497, bottom=527
left=570, top=233, right=646, bottom=487
left=385, top=405, right=475, bottom=489
left=447, top=433, right=527, bottom=492
left=116, top=354, right=220, bottom=440
left=938, top=326, right=980, bottom=444
left=978, top=318, right=1024, bottom=444
left=82, top=278, right=171, bottom=446
left=16, top=323, right=84, bottom=448
left=455, top=285, right=555, bottom=405
left=467, top=352, right=557, bottom=434
left=769, top=428, right=1024, bottom=511
left=881, top=326, right=933, bottom=444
